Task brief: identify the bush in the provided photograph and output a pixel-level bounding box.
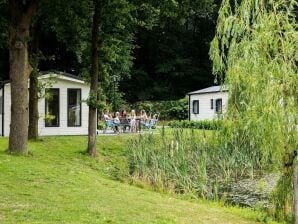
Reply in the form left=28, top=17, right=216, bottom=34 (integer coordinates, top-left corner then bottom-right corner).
left=98, top=122, right=105, bottom=130
left=130, top=98, right=188, bottom=120
left=168, top=119, right=222, bottom=130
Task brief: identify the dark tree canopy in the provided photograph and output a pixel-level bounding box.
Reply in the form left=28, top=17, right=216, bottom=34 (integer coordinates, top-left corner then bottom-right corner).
left=120, top=0, right=219, bottom=102
left=0, top=0, right=220, bottom=103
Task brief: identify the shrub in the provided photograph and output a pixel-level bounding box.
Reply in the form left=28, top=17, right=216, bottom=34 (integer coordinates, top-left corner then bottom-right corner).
left=129, top=98, right=188, bottom=120
left=98, top=122, right=105, bottom=130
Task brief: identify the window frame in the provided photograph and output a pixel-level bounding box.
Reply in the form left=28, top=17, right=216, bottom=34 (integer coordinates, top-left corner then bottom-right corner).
left=192, top=100, right=199, bottom=114
left=215, top=98, right=223, bottom=113
left=45, top=88, right=60, bottom=127
left=67, top=88, right=82, bottom=127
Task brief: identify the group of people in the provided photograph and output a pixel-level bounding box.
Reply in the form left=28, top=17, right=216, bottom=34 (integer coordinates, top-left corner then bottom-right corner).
left=103, top=109, right=158, bottom=133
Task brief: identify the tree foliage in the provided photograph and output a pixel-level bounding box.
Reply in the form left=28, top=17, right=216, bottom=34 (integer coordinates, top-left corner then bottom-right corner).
left=210, top=0, right=297, bottom=220
left=0, top=0, right=8, bottom=78
left=0, top=0, right=219, bottom=104
left=211, top=0, right=297, bottom=168
left=121, top=0, right=217, bottom=102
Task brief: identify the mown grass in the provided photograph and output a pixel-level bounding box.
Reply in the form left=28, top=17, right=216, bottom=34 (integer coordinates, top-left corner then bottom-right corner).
left=0, top=135, right=280, bottom=223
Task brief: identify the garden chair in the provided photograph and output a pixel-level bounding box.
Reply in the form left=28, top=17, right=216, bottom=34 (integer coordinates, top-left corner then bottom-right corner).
left=103, top=118, right=119, bottom=133
left=141, top=114, right=159, bottom=131
left=119, top=117, right=131, bottom=133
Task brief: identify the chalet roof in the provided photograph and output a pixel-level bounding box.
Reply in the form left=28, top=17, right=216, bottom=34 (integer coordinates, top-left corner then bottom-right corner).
left=39, top=70, right=86, bottom=85
left=0, top=70, right=85, bottom=87
left=188, top=85, right=228, bottom=95
left=40, top=70, right=83, bottom=81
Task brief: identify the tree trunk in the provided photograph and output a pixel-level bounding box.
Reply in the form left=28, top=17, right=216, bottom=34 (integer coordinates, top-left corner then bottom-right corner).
left=294, top=161, right=298, bottom=224
left=283, top=83, right=291, bottom=220
left=28, top=72, right=39, bottom=140
left=87, top=0, right=100, bottom=157
left=8, top=0, right=37, bottom=154
left=28, top=25, right=40, bottom=140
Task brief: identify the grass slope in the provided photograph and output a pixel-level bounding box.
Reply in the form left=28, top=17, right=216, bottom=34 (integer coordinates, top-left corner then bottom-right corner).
left=0, top=136, right=271, bottom=223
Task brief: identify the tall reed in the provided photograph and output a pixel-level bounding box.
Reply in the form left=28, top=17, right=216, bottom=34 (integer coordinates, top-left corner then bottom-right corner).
left=128, top=128, right=209, bottom=197
left=128, top=127, right=267, bottom=199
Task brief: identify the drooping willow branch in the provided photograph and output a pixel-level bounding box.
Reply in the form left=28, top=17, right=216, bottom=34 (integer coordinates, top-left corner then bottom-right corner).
left=210, top=0, right=297, bottom=171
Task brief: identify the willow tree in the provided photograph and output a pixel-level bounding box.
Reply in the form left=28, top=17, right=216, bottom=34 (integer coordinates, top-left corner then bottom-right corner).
left=210, top=0, right=297, bottom=221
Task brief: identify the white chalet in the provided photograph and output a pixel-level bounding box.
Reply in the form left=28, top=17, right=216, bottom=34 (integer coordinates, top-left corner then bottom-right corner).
left=187, top=85, right=228, bottom=121
left=0, top=71, right=90, bottom=136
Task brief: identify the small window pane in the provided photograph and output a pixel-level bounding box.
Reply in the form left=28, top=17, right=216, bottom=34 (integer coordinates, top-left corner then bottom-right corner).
left=0, top=89, right=3, bottom=114
left=68, top=89, right=81, bottom=126
left=193, top=100, right=199, bottom=114
left=45, top=89, right=59, bottom=127
left=215, top=99, right=222, bottom=113
left=211, top=99, right=214, bottom=110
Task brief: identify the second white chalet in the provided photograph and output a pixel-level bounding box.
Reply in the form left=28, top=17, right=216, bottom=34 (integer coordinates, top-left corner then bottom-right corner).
left=187, top=85, right=228, bottom=121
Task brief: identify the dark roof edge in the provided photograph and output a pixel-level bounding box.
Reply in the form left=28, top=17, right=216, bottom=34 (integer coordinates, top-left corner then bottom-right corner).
left=0, top=80, right=10, bottom=85
left=41, top=70, right=83, bottom=81
left=0, top=70, right=83, bottom=87
left=187, top=89, right=228, bottom=95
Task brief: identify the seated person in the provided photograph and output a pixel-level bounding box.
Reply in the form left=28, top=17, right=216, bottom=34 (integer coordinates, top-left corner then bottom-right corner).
left=103, top=110, right=112, bottom=120
left=119, top=110, right=130, bottom=132
left=114, top=112, right=120, bottom=132
left=120, top=110, right=127, bottom=118
left=152, top=114, right=158, bottom=121
left=129, top=109, right=137, bottom=132
left=140, top=109, right=148, bottom=121
left=144, top=114, right=158, bottom=128
left=114, top=112, right=120, bottom=124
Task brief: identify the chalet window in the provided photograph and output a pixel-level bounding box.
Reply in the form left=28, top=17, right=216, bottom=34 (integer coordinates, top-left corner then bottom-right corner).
left=67, top=89, right=81, bottom=127
left=45, top=88, right=60, bottom=127
left=192, top=100, right=199, bottom=114
left=0, top=88, right=3, bottom=114
left=0, top=88, right=3, bottom=136
left=211, top=99, right=214, bottom=110
left=215, top=98, right=222, bottom=113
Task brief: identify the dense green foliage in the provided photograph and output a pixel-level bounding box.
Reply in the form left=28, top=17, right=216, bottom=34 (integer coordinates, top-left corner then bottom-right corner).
left=168, top=119, right=222, bottom=130
left=0, top=0, right=218, bottom=103
left=210, top=0, right=297, bottom=169
left=0, top=136, right=273, bottom=224
left=121, top=0, right=218, bottom=101
left=210, top=0, right=298, bottom=221
left=0, top=0, right=8, bottom=77
left=130, top=98, right=188, bottom=120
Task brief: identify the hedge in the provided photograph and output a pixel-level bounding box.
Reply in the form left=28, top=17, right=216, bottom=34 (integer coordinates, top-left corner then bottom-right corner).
left=168, top=119, right=222, bottom=130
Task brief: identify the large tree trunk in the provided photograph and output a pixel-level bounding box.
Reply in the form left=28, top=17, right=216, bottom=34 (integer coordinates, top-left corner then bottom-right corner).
left=294, top=162, right=298, bottom=224
left=87, top=0, right=100, bottom=157
left=8, top=0, right=37, bottom=154
left=28, top=25, right=40, bottom=140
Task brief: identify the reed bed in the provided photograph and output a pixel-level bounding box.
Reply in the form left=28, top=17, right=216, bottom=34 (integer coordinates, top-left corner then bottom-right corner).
left=128, top=127, right=267, bottom=199
left=128, top=128, right=208, bottom=197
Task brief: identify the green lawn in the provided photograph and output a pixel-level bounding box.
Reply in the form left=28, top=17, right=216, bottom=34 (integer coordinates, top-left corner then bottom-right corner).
left=0, top=136, right=276, bottom=223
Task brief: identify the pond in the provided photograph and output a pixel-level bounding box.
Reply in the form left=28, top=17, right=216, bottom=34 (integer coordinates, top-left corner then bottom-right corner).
left=216, top=173, right=280, bottom=208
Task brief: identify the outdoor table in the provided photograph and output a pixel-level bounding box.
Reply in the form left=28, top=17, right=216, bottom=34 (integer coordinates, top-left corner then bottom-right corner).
left=119, top=117, right=142, bottom=133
